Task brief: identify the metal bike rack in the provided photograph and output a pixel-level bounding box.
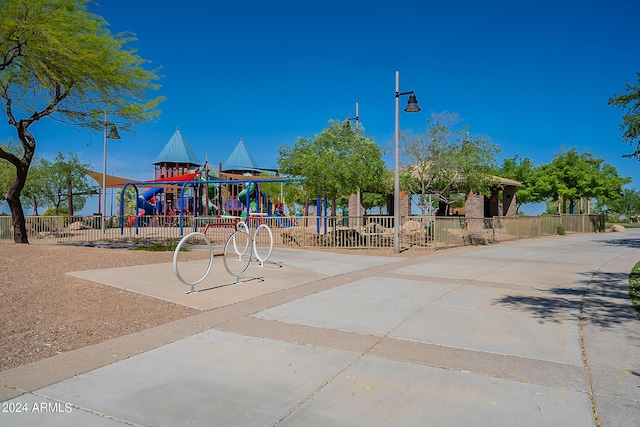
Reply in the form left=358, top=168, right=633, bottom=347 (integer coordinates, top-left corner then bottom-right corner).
left=173, top=224, right=274, bottom=292
left=172, top=232, right=214, bottom=294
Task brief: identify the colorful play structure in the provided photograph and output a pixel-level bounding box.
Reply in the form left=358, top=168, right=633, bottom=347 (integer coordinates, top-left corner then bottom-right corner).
left=85, top=129, right=299, bottom=234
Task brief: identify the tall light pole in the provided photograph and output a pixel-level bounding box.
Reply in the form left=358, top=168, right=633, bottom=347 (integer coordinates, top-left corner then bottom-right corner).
left=394, top=70, right=421, bottom=253
left=347, top=102, right=359, bottom=128
left=101, top=112, right=121, bottom=233
left=347, top=102, right=361, bottom=228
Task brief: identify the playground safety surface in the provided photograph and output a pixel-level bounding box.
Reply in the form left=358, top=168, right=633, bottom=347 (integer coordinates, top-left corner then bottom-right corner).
left=1, top=234, right=639, bottom=426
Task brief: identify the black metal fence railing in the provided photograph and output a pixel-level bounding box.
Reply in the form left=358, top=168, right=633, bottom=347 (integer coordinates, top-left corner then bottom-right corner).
left=0, top=214, right=606, bottom=250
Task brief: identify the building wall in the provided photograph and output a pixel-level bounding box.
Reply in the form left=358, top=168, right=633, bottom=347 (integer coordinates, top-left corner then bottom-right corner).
left=487, top=189, right=500, bottom=217
left=465, top=186, right=519, bottom=219
left=385, top=193, right=410, bottom=217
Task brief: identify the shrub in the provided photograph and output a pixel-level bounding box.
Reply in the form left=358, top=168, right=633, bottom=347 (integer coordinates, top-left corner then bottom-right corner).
left=556, top=224, right=566, bottom=235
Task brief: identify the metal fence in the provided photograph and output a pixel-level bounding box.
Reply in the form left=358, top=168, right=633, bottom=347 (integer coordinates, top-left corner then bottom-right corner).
left=0, top=213, right=605, bottom=250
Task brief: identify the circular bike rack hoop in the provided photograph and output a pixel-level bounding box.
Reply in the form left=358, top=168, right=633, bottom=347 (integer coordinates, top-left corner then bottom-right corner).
left=223, top=229, right=253, bottom=282
left=173, top=232, right=214, bottom=294
left=173, top=224, right=275, bottom=292
left=253, top=223, right=273, bottom=266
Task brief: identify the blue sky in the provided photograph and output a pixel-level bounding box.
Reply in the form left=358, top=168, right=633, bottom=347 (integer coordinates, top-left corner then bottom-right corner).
left=2, top=0, right=640, bottom=215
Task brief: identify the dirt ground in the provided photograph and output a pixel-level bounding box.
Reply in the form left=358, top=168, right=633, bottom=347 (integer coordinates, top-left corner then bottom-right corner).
left=0, top=241, right=424, bottom=373
left=0, top=241, right=211, bottom=372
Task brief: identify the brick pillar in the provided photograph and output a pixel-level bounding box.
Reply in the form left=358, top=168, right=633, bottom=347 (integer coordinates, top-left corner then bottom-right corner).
left=465, top=191, right=485, bottom=232
left=465, top=191, right=484, bottom=218
left=502, top=186, right=517, bottom=217
left=400, top=192, right=411, bottom=225
left=348, top=193, right=363, bottom=229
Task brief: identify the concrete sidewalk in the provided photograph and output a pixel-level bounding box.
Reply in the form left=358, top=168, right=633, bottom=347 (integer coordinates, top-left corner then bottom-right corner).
left=1, top=232, right=639, bottom=426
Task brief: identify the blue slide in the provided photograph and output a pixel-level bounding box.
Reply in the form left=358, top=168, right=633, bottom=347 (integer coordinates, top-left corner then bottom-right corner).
left=137, top=188, right=162, bottom=215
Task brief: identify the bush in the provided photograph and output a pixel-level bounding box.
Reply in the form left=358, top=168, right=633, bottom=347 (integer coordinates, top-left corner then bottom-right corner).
left=556, top=224, right=566, bottom=235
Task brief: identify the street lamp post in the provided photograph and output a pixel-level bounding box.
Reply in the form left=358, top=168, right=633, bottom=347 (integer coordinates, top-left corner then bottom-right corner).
left=347, top=102, right=361, bottom=229
left=101, top=113, right=121, bottom=233
left=394, top=70, right=421, bottom=254
left=347, top=102, right=359, bottom=129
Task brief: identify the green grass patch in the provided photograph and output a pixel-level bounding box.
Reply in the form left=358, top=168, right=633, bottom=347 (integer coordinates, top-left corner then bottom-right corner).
left=628, top=262, right=640, bottom=321
left=133, top=241, right=185, bottom=252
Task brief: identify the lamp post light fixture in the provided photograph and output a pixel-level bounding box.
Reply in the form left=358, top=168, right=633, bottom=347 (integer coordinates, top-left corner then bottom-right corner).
left=394, top=70, right=421, bottom=253
left=346, top=102, right=361, bottom=230
left=347, top=101, right=360, bottom=129
left=101, top=112, right=121, bottom=233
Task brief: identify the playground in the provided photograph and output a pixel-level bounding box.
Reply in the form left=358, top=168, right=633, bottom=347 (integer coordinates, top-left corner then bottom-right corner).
left=82, top=129, right=378, bottom=249
left=86, top=130, right=301, bottom=230
left=0, top=129, right=606, bottom=249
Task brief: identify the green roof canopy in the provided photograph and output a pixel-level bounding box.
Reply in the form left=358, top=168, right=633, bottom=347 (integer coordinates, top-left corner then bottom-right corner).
left=222, top=139, right=261, bottom=172
left=153, top=128, right=202, bottom=166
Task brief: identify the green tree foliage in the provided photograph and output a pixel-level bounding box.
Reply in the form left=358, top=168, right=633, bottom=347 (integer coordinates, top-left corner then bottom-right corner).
left=604, top=188, right=640, bottom=222
left=361, top=192, right=387, bottom=215
left=255, top=178, right=304, bottom=215
left=0, top=0, right=164, bottom=242
left=27, top=152, right=96, bottom=216
left=495, top=155, right=539, bottom=211
left=401, top=114, right=500, bottom=215
left=115, top=186, right=137, bottom=216
left=334, top=196, right=349, bottom=215
left=544, top=199, right=560, bottom=215
left=277, top=120, right=386, bottom=215
left=279, top=183, right=306, bottom=215
left=531, top=148, right=630, bottom=213
left=609, top=72, right=640, bottom=159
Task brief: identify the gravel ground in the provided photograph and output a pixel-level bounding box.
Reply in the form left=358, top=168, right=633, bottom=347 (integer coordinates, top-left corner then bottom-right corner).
left=0, top=241, right=209, bottom=372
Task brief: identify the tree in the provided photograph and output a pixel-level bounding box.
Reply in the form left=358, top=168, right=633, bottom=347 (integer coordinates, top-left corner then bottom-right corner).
left=0, top=0, right=163, bottom=243
left=277, top=120, right=386, bottom=216
left=1, top=139, right=44, bottom=212
left=28, top=152, right=96, bottom=216
left=279, top=182, right=306, bottom=215
left=361, top=192, right=387, bottom=215
left=530, top=148, right=630, bottom=213
left=603, top=188, right=640, bottom=222
left=253, top=178, right=305, bottom=216
left=609, top=72, right=640, bottom=159
left=0, top=140, right=18, bottom=209
left=495, top=155, right=539, bottom=212
left=401, top=114, right=500, bottom=215
left=115, top=186, right=137, bottom=216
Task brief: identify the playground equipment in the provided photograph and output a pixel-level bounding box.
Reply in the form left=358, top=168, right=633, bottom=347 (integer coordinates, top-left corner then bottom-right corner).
left=172, top=222, right=274, bottom=294
left=119, top=177, right=300, bottom=236
left=237, top=182, right=264, bottom=218
left=137, top=187, right=162, bottom=215
left=201, top=177, right=218, bottom=215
